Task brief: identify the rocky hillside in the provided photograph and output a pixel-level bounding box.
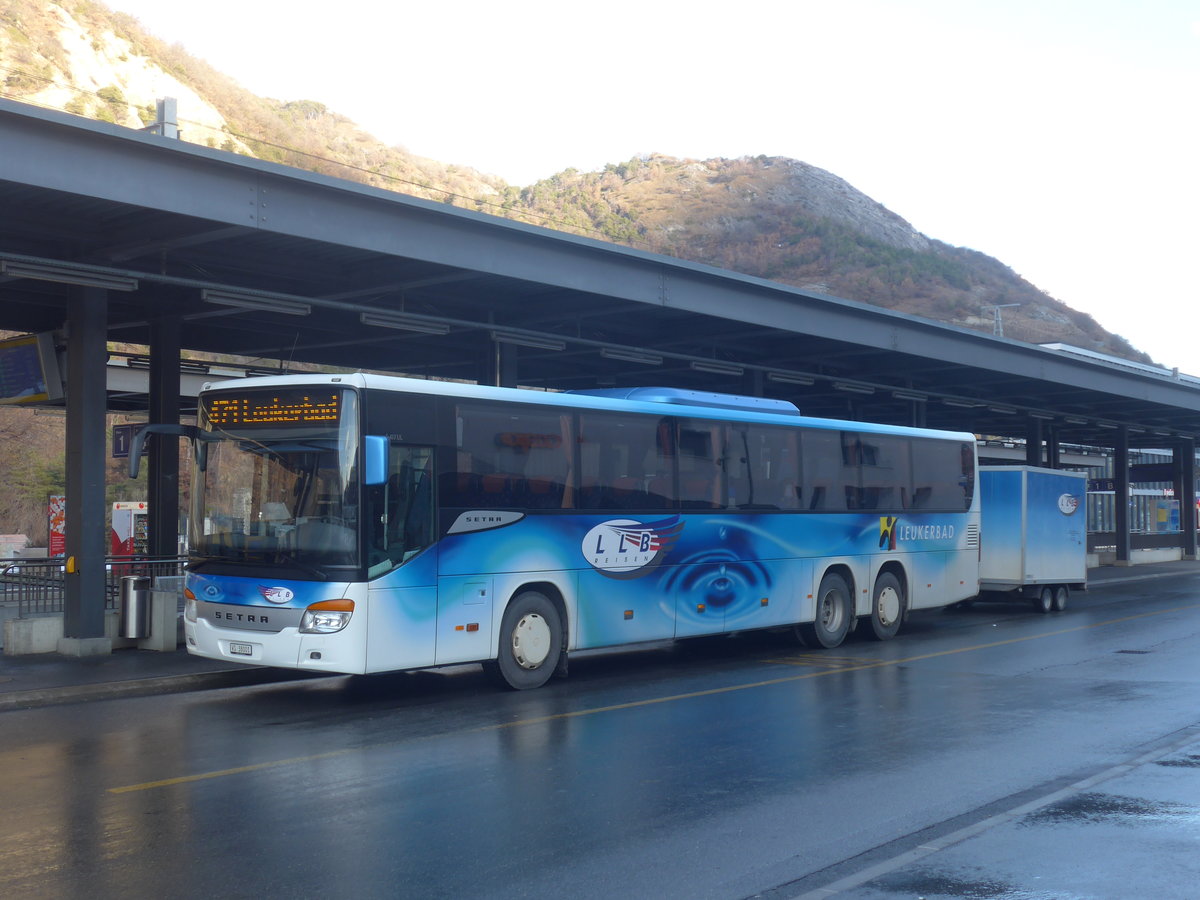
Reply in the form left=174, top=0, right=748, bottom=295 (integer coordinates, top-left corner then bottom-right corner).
left=504, top=155, right=1138, bottom=355
left=1, top=0, right=1143, bottom=361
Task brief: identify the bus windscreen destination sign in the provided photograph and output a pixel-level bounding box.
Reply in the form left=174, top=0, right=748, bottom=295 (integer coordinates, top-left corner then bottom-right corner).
left=205, top=390, right=342, bottom=427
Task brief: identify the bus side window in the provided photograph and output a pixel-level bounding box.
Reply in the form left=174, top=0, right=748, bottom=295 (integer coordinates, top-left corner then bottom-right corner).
left=577, top=412, right=674, bottom=510
left=804, top=429, right=847, bottom=511
left=678, top=420, right=722, bottom=509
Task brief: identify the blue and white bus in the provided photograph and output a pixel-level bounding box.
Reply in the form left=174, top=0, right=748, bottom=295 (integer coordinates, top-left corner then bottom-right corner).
left=162, top=374, right=980, bottom=689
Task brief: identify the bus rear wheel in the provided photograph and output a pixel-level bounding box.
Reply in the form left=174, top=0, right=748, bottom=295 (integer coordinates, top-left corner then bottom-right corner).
left=488, top=590, right=563, bottom=690
left=863, top=572, right=905, bottom=641
left=797, top=573, right=852, bottom=649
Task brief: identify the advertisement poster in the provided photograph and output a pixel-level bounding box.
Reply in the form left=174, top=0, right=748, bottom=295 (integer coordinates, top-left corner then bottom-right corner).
left=48, top=494, right=66, bottom=557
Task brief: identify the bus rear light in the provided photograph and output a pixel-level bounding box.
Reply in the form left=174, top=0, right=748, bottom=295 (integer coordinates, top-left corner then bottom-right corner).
left=300, top=599, right=355, bottom=634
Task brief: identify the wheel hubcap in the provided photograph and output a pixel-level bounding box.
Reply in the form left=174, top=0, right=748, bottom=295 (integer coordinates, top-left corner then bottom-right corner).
left=819, top=591, right=843, bottom=630
left=511, top=613, right=551, bottom=669
left=877, top=587, right=900, bottom=626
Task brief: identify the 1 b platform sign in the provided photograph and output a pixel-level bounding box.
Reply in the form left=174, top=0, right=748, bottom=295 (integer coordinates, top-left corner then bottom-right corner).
left=112, top=423, right=147, bottom=459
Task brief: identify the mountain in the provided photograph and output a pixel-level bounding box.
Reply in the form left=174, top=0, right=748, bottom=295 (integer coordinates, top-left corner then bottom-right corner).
left=1, top=0, right=1145, bottom=362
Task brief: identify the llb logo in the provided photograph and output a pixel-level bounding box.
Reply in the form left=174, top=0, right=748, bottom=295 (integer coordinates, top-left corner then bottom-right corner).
left=582, top=516, right=684, bottom=579
left=1057, top=494, right=1081, bottom=515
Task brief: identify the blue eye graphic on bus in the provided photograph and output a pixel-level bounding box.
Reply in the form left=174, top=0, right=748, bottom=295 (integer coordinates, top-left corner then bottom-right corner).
left=661, top=522, right=774, bottom=629
left=581, top=516, right=684, bottom=579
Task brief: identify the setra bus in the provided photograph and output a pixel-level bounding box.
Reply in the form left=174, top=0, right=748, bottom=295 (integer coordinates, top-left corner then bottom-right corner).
left=135, top=373, right=980, bottom=689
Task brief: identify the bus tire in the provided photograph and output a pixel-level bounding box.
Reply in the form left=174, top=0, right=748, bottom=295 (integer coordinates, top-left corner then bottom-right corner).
left=490, top=590, right=563, bottom=690
left=1052, top=585, right=1069, bottom=612
left=798, top=572, right=853, bottom=649
left=863, top=572, right=905, bottom=641
left=1032, top=586, right=1053, bottom=614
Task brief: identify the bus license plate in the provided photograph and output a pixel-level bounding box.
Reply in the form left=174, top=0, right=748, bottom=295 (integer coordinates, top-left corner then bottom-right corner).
left=229, top=642, right=254, bottom=656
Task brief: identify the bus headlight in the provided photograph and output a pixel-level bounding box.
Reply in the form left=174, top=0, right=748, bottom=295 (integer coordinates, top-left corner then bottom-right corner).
left=183, top=588, right=198, bottom=623
left=300, top=599, right=354, bottom=634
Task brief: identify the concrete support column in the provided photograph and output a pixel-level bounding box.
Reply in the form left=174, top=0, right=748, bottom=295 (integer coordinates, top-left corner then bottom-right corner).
left=148, top=314, right=181, bottom=557
left=1177, top=439, right=1197, bottom=560
left=1114, top=428, right=1131, bottom=565
left=61, top=286, right=110, bottom=655
left=909, top=399, right=927, bottom=428
left=494, top=340, right=518, bottom=388
left=1025, top=418, right=1043, bottom=466
left=1046, top=426, right=1060, bottom=469
left=741, top=369, right=764, bottom=398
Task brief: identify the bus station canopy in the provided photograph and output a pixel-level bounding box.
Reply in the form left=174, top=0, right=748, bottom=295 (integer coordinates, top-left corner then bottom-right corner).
left=2, top=97, right=1200, bottom=449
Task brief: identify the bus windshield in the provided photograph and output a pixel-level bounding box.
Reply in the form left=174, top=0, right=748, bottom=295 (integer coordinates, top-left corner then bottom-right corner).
left=190, top=388, right=361, bottom=575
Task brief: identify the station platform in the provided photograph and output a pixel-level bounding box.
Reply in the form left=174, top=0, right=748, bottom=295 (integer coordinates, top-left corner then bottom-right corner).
left=1, top=559, right=1197, bottom=713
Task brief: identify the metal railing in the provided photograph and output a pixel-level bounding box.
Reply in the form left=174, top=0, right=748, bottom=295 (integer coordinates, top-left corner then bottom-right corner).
left=0, top=556, right=187, bottom=618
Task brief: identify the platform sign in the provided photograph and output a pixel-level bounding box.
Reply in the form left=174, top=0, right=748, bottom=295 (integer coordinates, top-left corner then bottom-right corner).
left=112, top=423, right=147, bottom=459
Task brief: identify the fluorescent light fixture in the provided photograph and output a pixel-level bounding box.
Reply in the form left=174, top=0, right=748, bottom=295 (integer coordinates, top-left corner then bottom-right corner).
left=1096, top=421, right=1120, bottom=429
left=1, top=259, right=138, bottom=291
left=1028, top=412, right=1056, bottom=420
left=833, top=381, right=875, bottom=395
left=891, top=390, right=928, bottom=402
left=1065, top=417, right=1089, bottom=425
left=490, top=330, right=566, bottom=352
left=766, top=371, right=815, bottom=386
left=987, top=405, right=1017, bottom=415
left=942, top=398, right=979, bottom=408
left=690, top=360, right=745, bottom=376
left=203, top=289, right=311, bottom=316
left=359, top=311, right=450, bottom=335
left=600, top=347, right=663, bottom=365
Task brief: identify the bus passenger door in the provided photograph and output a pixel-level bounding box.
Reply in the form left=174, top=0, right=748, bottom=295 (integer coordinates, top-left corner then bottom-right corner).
left=434, top=577, right=494, bottom=664
left=364, top=442, right=439, bottom=673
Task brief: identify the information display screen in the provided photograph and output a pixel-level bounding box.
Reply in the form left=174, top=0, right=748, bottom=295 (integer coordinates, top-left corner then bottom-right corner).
left=203, top=388, right=343, bottom=428
left=0, top=333, right=62, bottom=405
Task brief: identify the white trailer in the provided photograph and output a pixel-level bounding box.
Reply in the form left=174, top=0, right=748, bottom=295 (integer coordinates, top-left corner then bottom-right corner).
left=979, top=466, right=1088, bottom=613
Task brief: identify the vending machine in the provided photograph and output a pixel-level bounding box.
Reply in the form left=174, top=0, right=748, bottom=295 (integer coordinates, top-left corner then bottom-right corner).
left=111, top=501, right=149, bottom=556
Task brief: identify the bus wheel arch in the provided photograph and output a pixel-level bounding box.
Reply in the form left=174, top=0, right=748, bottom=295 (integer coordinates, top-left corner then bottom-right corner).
left=485, top=584, right=567, bottom=690
left=797, top=567, right=854, bottom=649
left=863, top=566, right=907, bottom=641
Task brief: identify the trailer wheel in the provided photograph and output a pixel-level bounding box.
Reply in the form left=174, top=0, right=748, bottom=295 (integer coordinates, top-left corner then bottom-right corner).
left=488, top=591, right=562, bottom=690
left=863, top=572, right=905, bottom=641
left=797, top=573, right=853, bottom=649
left=1032, top=586, right=1053, bottom=614
left=1052, top=585, right=1069, bottom=612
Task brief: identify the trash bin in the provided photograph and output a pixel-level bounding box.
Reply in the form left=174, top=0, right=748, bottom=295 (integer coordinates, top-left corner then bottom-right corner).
left=119, top=575, right=151, bottom=639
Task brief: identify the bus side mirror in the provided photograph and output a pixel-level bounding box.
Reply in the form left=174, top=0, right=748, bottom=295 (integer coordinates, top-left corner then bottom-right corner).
left=128, top=424, right=203, bottom=478
left=364, top=435, right=388, bottom=486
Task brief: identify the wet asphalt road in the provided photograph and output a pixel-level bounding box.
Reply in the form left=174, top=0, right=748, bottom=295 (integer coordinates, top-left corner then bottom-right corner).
left=2, top=575, right=1199, bottom=899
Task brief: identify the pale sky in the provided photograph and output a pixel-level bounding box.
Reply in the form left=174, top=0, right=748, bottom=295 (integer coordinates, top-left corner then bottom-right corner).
left=103, top=0, right=1200, bottom=371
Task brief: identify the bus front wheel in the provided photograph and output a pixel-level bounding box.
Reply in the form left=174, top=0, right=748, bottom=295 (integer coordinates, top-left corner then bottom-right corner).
left=863, top=572, right=905, bottom=641
left=797, top=573, right=852, bottom=649
left=487, top=590, right=563, bottom=690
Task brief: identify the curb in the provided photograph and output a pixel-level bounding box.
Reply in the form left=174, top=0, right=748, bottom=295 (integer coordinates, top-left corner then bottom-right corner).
left=0, top=667, right=312, bottom=712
